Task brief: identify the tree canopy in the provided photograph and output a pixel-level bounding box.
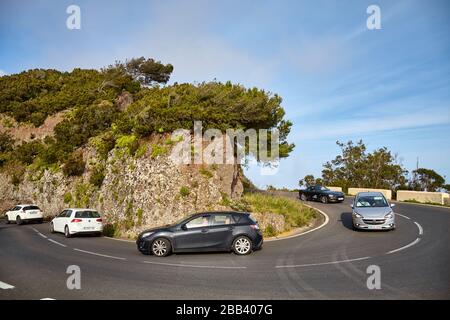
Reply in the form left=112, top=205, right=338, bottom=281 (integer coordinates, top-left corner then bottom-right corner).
left=300, top=140, right=408, bottom=191
left=410, top=168, right=445, bottom=192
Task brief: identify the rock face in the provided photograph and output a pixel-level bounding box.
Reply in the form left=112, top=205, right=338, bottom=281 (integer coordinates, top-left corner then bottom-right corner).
left=0, top=143, right=243, bottom=238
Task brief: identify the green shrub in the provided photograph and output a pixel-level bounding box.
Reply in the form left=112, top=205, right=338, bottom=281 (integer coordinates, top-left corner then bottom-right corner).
left=264, top=224, right=277, bottom=237
left=243, top=193, right=316, bottom=229
left=62, top=152, right=85, bottom=176
left=63, top=192, right=73, bottom=204
left=135, top=143, right=148, bottom=158
left=199, top=166, right=213, bottom=178
left=179, top=186, right=190, bottom=197
left=89, top=164, right=105, bottom=187
left=150, top=143, right=167, bottom=159
left=115, top=134, right=139, bottom=156
left=137, top=208, right=144, bottom=226
left=91, top=131, right=116, bottom=159
left=15, top=140, right=44, bottom=165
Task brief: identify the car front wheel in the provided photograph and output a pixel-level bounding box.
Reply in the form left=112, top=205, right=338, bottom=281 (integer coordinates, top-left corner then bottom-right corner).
left=232, top=236, right=252, bottom=255
left=300, top=194, right=307, bottom=201
left=151, top=238, right=171, bottom=257
left=16, top=216, right=23, bottom=225
left=320, top=196, right=329, bottom=204
left=5, top=217, right=10, bottom=224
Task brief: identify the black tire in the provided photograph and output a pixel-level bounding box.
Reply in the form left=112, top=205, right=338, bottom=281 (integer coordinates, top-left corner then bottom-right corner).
left=50, top=223, right=55, bottom=233
left=232, top=236, right=252, bottom=255
left=16, top=216, right=23, bottom=225
left=64, top=225, right=71, bottom=238
left=38, top=219, right=43, bottom=224
left=5, top=217, right=10, bottom=224
left=300, top=194, right=307, bottom=201
left=151, top=238, right=171, bottom=257
left=320, top=196, right=329, bottom=204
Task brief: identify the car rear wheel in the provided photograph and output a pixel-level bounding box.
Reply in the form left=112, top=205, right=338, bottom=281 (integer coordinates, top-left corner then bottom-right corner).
left=320, top=196, right=329, bottom=204
left=64, top=226, right=71, bottom=238
left=232, top=236, right=252, bottom=255
left=300, top=194, right=307, bottom=201
left=151, top=238, right=171, bottom=257
left=16, top=216, right=23, bottom=225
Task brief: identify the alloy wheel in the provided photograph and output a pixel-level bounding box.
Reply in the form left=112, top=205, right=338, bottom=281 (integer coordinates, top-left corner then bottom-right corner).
left=152, top=239, right=168, bottom=256
left=234, top=237, right=251, bottom=255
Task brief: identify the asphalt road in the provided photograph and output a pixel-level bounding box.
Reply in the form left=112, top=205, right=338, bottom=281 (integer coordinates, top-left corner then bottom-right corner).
left=1, top=197, right=449, bottom=300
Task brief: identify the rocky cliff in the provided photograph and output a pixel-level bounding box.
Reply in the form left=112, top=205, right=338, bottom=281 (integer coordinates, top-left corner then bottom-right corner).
left=0, top=138, right=244, bottom=238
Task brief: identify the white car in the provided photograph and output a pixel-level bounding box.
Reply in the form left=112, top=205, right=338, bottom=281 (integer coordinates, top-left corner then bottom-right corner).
left=51, top=208, right=103, bottom=238
left=5, top=204, right=44, bottom=225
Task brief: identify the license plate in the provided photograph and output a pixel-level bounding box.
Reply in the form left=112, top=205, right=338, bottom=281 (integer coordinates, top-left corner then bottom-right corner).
left=83, top=227, right=94, bottom=230
left=338, top=198, right=343, bottom=201
left=29, top=211, right=38, bottom=214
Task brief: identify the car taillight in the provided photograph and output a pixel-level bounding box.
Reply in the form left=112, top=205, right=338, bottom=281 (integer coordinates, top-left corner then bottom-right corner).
left=250, top=224, right=259, bottom=230
left=71, top=219, right=82, bottom=223
left=96, top=218, right=102, bottom=222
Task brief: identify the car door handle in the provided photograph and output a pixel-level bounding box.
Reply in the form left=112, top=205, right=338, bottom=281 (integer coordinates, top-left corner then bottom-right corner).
left=201, top=229, right=209, bottom=233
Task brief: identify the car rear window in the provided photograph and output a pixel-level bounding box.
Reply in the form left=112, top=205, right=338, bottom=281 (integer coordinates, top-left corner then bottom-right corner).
left=23, top=206, right=40, bottom=211
left=75, top=211, right=100, bottom=218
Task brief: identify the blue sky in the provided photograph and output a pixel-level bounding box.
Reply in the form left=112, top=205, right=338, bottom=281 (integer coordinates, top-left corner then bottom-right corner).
left=1, top=0, right=449, bottom=188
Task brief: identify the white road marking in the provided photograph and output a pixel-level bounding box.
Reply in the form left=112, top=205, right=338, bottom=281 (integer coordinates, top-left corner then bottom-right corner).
left=37, top=232, right=47, bottom=239
left=0, top=281, right=14, bottom=289
left=395, top=213, right=410, bottom=220
left=73, top=248, right=126, bottom=260
left=414, top=221, right=423, bottom=235
left=31, top=227, right=39, bottom=232
left=386, top=238, right=421, bottom=255
left=142, top=260, right=247, bottom=269
left=47, top=238, right=67, bottom=247
left=275, top=256, right=371, bottom=268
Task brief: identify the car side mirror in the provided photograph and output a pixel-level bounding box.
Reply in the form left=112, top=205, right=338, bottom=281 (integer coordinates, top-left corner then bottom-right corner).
left=181, top=224, right=187, bottom=231
left=350, top=204, right=354, bottom=209
left=390, top=203, right=395, bottom=208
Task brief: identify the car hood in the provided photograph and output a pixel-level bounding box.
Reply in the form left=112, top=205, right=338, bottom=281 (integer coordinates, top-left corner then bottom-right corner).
left=354, top=206, right=393, bottom=218
left=139, top=224, right=174, bottom=237
left=325, top=191, right=344, bottom=197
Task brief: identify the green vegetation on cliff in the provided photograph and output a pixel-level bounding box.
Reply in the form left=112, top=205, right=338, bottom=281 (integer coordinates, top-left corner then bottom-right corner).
left=0, top=57, right=294, bottom=178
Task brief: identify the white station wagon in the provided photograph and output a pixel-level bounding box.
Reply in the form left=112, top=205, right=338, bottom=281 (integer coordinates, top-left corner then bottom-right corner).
left=51, top=208, right=103, bottom=238
left=5, top=204, right=44, bottom=225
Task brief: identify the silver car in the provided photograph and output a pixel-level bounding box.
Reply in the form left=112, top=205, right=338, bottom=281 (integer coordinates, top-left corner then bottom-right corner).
left=351, top=192, right=396, bottom=231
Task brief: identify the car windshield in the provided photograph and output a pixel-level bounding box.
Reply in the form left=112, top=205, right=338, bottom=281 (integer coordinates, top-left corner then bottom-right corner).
left=75, top=211, right=100, bottom=218
left=356, top=196, right=388, bottom=207
left=318, top=186, right=329, bottom=191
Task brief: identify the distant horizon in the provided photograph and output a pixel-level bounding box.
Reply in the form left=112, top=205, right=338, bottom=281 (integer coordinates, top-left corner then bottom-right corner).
left=1, top=0, right=449, bottom=189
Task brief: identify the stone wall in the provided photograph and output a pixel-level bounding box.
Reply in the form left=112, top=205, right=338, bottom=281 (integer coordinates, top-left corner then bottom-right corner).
left=397, top=190, right=449, bottom=205
left=348, top=188, right=392, bottom=200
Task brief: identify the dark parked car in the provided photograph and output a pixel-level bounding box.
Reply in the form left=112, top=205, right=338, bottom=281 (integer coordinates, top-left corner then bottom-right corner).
left=136, top=212, right=263, bottom=257
left=299, top=185, right=345, bottom=204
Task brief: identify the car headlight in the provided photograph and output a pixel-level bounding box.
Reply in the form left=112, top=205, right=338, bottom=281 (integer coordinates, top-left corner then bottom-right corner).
left=141, top=232, right=153, bottom=238
left=353, top=212, right=362, bottom=218
left=384, top=211, right=394, bottom=219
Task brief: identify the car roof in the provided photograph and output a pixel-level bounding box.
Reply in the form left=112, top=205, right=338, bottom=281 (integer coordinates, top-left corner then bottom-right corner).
left=356, top=192, right=385, bottom=197
left=64, top=208, right=98, bottom=211
left=16, top=204, right=38, bottom=207
left=194, top=211, right=249, bottom=216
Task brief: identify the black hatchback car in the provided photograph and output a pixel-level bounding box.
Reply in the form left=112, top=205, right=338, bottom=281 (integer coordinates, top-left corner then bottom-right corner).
left=136, top=212, right=263, bottom=257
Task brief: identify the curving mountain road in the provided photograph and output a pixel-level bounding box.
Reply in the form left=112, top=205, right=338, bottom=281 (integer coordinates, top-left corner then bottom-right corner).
left=0, top=197, right=449, bottom=300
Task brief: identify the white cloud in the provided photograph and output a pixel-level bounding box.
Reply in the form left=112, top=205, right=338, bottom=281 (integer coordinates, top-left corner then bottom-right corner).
left=0, top=70, right=6, bottom=76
